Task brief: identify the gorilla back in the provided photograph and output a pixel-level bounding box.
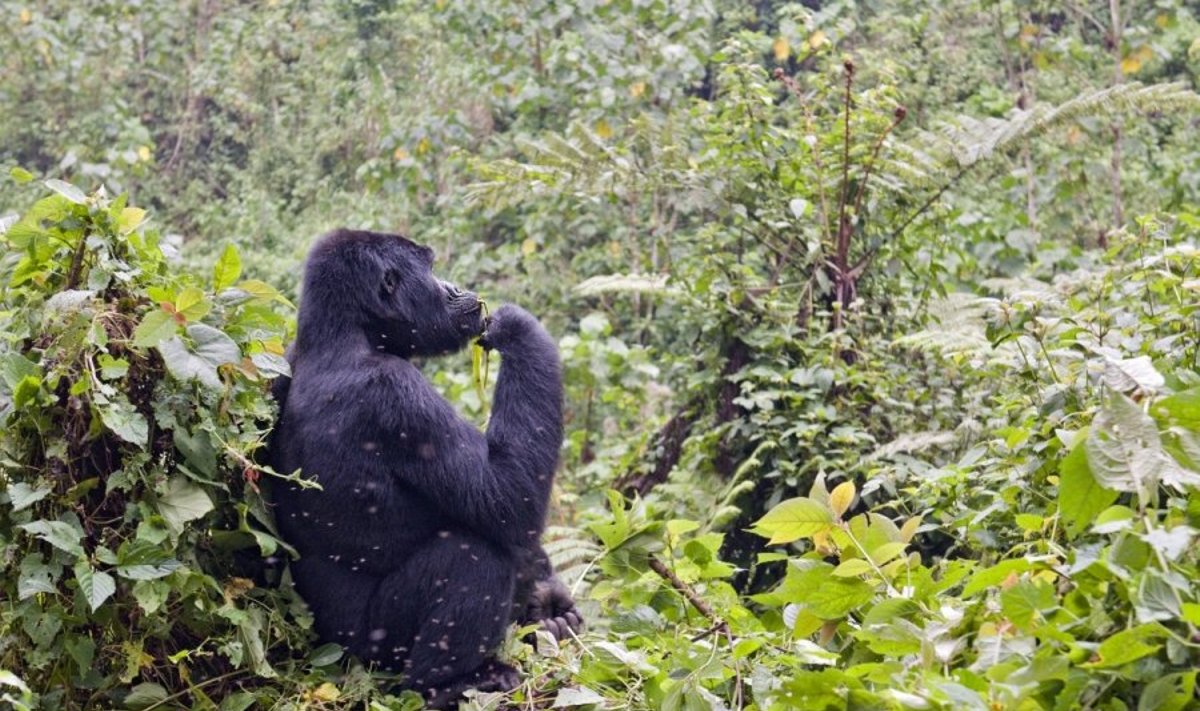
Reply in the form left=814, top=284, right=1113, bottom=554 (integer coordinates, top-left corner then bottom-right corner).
left=270, top=229, right=579, bottom=707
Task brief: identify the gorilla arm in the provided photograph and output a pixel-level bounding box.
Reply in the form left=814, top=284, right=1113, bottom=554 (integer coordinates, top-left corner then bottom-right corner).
left=368, top=304, right=563, bottom=549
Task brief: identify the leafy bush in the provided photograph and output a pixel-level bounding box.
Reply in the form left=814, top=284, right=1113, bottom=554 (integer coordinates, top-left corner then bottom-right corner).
left=0, top=182, right=310, bottom=708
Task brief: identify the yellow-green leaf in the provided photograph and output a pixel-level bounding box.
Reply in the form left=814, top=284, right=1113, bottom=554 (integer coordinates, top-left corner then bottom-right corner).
left=133, top=309, right=178, bottom=348
left=868, top=541, right=907, bottom=566
left=831, top=559, right=874, bottom=577
left=118, top=207, right=146, bottom=234
left=212, top=243, right=243, bottom=292
left=829, top=481, right=855, bottom=519
left=174, top=287, right=210, bottom=321
left=752, top=497, right=833, bottom=544
left=238, top=279, right=293, bottom=306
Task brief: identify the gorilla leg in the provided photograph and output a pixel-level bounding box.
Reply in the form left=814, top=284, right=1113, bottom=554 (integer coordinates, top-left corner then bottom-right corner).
left=366, top=530, right=518, bottom=706
left=289, top=557, right=376, bottom=647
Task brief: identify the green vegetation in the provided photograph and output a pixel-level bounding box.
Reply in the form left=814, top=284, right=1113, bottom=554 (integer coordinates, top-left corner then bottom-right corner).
left=2, top=1, right=1200, bottom=709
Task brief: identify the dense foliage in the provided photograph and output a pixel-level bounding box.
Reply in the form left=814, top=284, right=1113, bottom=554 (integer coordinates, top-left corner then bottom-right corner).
left=2, top=1, right=1200, bottom=709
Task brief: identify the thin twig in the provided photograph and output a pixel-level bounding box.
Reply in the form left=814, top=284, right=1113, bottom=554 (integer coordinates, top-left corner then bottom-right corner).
left=647, top=556, right=722, bottom=627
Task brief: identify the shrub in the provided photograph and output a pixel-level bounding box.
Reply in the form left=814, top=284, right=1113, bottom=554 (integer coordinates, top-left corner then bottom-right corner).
left=0, top=182, right=308, bottom=708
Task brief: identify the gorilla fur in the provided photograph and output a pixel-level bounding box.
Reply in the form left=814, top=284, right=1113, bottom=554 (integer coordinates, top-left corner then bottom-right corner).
left=269, top=229, right=581, bottom=706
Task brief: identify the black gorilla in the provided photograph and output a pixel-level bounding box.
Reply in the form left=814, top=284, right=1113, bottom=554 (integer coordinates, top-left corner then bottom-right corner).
left=269, top=229, right=581, bottom=706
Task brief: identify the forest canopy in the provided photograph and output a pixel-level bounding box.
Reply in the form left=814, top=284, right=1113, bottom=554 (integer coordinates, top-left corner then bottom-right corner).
left=2, top=1, right=1200, bottom=709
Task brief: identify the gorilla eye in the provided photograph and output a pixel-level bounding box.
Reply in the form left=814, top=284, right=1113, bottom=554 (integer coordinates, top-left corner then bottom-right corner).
left=382, top=269, right=399, bottom=293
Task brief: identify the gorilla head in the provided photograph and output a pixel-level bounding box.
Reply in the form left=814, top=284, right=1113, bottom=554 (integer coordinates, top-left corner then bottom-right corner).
left=295, top=229, right=485, bottom=358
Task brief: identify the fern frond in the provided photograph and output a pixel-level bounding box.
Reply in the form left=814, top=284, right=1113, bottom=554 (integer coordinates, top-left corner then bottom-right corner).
left=894, top=292, right=996, bottom=358
left=543, top=525, right=602, bottom=591
left=575, top=273, right=675, bottom=297
left=910, top=82, right=1199, bottom=171
left=868, top=430, right=958, bottom=461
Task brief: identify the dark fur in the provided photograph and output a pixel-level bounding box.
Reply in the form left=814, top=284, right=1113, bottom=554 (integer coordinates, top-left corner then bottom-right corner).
left=269, top=230, right=581, bottom=706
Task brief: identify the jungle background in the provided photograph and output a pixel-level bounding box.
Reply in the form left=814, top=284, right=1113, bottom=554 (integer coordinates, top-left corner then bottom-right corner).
left=2, top=0, right=1200, bottom=709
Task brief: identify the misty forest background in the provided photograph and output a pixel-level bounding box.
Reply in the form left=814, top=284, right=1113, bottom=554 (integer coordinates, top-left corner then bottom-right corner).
left=2, top=1, right=1200, bottom=709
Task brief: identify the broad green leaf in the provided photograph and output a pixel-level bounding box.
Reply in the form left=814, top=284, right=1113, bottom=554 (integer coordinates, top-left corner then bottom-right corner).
left=7, top=481, right=51, bottom=511
left=12, top=374, right=41, bottom=407
left=218, top=692, right=258, bottom=711
left=1138, top=672, right=1196, bottom=711
left=1058, top=431, right=1118, bottom=538
left=73, top=561, right=116, bottom=611
left=9, top=166, right=33, bottom=183
left=158, top=337, right=220, bottom=389
left=1000, top=579, right=1055, bottom=629
left=237, top=279, right=292, bottom=305
left=963, top=559, right=1033, bottom=597
left=45, top=178, right=86, bottom=204
left=213, top=243, right=243, bottom=291
left=752, top=497, right=833, bottom=544
left=19, top=519, right=84, bottom=557
left=307, top=643, right=344, bottom=667
left=97, top=354, right=129, bottom=379
left=832, top=559, right=874, bottom=577
left=132, top=579, right=170, bottom=614
left=868, top=541, right=908, bottom=566
left=1083, top=624, right=1166, bottom=668
left=97, top=397, right=149, bottom=446
left=117, top=207, right=146, bottom=234
left=1086, top=393, right=1165, bottom=503
left=237, top=607, right=276, bottom=677
left=1102, top=355, right=1164, bottom=393
left=174, top=287, right=211, bottom=321
left=1155, top=388, right=1200, bottom=428
left=804, top=573, right=875, bottom=619
left=124, top=682, right=169, bottom=709
left=0, top=352, right=39, bottom=390
left=17, top=554, right=59, bottom=599
left=116, top=540, right=182, bottom=580
left=157, top=477, right=214, bottom=534
left=188, top=323, right=240, bottom=366
left=133, top=309, right=178, bottom=348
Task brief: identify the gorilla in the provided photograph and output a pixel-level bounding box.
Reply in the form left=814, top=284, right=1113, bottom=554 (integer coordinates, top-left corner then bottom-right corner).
left=269, top=229, right=582, bottom=707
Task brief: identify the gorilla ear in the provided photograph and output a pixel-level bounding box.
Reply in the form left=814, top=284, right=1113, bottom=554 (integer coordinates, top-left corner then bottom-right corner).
left=382, top=267, right=399, bottom=294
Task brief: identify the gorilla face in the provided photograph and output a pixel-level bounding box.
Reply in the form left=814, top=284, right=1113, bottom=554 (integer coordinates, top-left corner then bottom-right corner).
left=299, top=230, right=486, bottom=359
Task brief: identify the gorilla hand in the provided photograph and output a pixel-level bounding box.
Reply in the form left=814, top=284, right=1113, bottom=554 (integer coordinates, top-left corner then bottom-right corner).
left=478, top=304, right=541, bottom=353
left=523, top=576, right=584, bottom=642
